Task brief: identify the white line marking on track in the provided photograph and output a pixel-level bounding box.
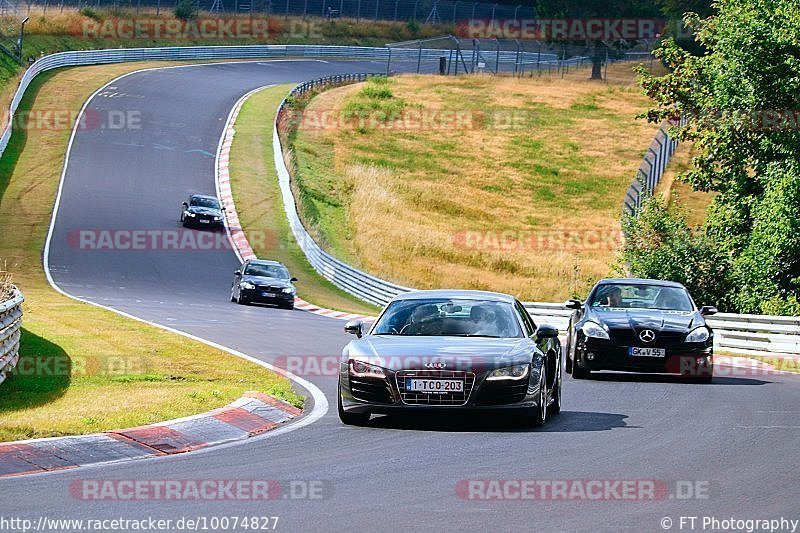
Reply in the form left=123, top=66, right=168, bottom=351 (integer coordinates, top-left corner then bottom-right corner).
left=37, top=61, right=331, bottom=477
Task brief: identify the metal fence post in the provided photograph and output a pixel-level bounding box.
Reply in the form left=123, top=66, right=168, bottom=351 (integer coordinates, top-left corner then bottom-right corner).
left=417, top=42, right=422, bottom=73
left=393, top=0, right=398, bottom=20
left=494, top=38, right=500, bottom=74
left=452, top=1, right=458, bottom=24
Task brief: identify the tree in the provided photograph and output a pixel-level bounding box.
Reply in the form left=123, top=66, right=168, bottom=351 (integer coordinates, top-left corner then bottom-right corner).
left=536, top=0, right=661, bottom=79
left=634, top=0, right=800, bottom=314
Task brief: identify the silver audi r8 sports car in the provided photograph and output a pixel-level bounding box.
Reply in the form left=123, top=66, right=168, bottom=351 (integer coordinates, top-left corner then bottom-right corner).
left=337, top=290, right=562, bottom=427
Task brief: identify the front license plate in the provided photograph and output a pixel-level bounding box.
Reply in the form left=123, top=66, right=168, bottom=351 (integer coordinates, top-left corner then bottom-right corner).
left=261, top=292, right=277, bottom=297
left=629, top=347, right=666, bottom=357
left=406, top=379, right=463, bottom=393
left=199, top=219, right=210, bottom=224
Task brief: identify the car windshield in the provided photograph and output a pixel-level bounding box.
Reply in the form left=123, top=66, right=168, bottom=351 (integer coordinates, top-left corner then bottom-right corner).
left=244, top=264, right=290, bottom=279
left=372, top=298, right=523, bottom=338
left=589, top=284, right=693, bottom=311
left=190, top=197, right=220, bottom=209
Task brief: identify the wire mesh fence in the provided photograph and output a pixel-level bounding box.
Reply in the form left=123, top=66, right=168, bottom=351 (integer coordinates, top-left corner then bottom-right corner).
left=3, top=0, right=537, bottom=21
left=385, top=35, right=655, bottom=80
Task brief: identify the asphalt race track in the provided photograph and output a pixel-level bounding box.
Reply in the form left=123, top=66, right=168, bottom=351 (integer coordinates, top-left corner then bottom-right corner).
left=3, top=60, right=800, bottom=531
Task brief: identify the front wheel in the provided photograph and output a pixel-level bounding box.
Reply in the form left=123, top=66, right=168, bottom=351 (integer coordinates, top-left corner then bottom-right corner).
left=528, top=367, right=548, bottom=427
left=337, top=389, right=370, bottom=426
left=572, top=351, right=590, bottom=379
left=550, top=358, right=562, bottom=415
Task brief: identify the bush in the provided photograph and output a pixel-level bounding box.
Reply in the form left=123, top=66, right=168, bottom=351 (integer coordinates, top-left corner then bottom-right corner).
left=174, top=0, right=197, bottom=20
left=728, top=162, right=800, bottom=314
left=78, top=6, right=102, bottom=20
left=620, top=195, right=731, bottom=310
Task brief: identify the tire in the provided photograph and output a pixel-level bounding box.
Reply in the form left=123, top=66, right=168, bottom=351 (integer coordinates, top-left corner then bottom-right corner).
left=572, top=351, right=590, bottom=380
left=528, top=366, right=548, bottom=427
left=551, top=358, right=562, bottom=415
left=230, top=287, right=236, bottom=302
left=565, top=335, right=573, bottom=374
left=282, top=302, right=295, bottom=310
left=337, top=388, right=370, bottom=426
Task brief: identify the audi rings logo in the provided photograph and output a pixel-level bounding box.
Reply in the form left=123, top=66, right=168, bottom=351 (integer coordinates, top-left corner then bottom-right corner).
left=639, top=329, right=656, bottom=343
left=424, top=362, right=448, bottom=369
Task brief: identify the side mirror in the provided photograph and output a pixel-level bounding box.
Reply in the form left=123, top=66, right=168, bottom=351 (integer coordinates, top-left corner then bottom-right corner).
left=344, top=320, right=364, bottom=338
left=535, top=324, right=560, bottom=340
left=564, top=299, right=582, bottom=310
left=290, top=277, right=298, bottom=282
left=181, top=202, right=188, bottom=207
left=234, top=270, right=241, bottom=275
left=700, top=306, right=718, bottom=316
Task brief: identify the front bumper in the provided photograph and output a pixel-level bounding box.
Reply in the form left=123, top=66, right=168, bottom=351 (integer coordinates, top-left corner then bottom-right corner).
left=577, top=337, right=713, bottom=376
left=240, top=288, right=295, bottom=304
left=338, top=364, right=542, bottom=414
left=184, top=217, right=224, bottom=229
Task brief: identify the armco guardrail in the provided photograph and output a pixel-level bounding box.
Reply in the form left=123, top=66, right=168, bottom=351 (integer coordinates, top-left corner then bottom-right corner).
left=0, top=44, right=573, bottom=157
left=622, top=122, right=679, bottom=216
left=274, top=73, right=413, bottom=307
left=273, top=75, right=800, bottom=356
left=0, top=288, right=23, bottom=386
left=1, top=45, right=796, bottom=358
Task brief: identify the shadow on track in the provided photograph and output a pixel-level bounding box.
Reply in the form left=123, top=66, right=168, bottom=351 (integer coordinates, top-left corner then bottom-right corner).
left=585, top=372, right=771, bottom=386
left=362, top=410, right=630, bottom=433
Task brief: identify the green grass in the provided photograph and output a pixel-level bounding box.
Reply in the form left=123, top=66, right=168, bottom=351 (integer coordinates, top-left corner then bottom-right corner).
left=285, top=73, right=657, bottom=301
left=0, top=62, right=301, bottom=443
left=226, top=84, right=379, bottom=316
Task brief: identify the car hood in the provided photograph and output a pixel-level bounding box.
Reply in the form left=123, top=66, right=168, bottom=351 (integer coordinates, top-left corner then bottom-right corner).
left=588, top=308, right=701, bottom=331
left=187, top=206, right=222, bottom=216
left=242, top=276, right=293, bottom=288
left=344, top=335, right=533, bottom=371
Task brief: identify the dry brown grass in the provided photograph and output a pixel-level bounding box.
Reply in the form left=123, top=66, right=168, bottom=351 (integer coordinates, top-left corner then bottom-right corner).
left=0, top=264, right=12, bottom=301
left=656, top=143, right=715, bottom=227
left=292, top=72, right=660, bottom=301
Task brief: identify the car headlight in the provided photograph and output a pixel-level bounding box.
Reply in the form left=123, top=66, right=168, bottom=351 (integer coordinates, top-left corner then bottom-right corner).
left=349, top=360, right=386, bottom=378
left=186, top=212, right=196, bottom=217
left=686, top=327, right=710, bottom=343
left=214, top=216, right=222, bottom=221
left=282, top=287, right=295, bottom=294
left=239, top=281, right=255, bottom=290
left=486, top=364, right=530, bottom=381
left=581, top=321, right=610, bottom=340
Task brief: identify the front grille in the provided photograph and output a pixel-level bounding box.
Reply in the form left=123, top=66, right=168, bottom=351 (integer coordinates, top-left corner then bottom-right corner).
left=608, top=328, right=685, bottom=346
left=257, top=285, right=284, bottom=293
left=349, top=376, right=393, bottom=404
left=196, top=213, right=218, bottom=221
left=395, top=370, right=475, bottom=406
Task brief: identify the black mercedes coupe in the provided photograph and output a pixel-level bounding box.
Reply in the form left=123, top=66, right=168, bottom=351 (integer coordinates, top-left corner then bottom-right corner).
left=564, top=278, right=717, bottom=382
